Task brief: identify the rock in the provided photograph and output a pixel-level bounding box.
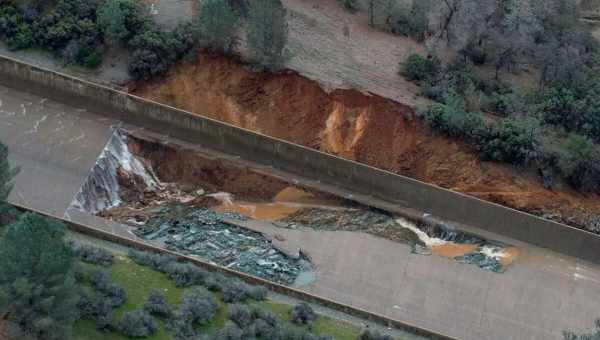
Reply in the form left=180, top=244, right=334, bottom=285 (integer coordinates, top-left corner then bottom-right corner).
left=132, top=207, right=309, bottom=285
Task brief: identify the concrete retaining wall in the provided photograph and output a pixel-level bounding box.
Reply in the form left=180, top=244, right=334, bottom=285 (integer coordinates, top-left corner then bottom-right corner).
left=2, top=54, right=600, bottom=263
left=9, top=203, right=456, bottom=340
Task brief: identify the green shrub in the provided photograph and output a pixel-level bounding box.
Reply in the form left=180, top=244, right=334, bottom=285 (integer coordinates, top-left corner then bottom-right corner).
left=246, top=0, right=288, bottom=71
left=94, top=299, right=115, bottom=330
left=214, top=322, right=244, bottom=340
left=555, top=135, right=600, bottom=192
left=167, top=312, right=197, bottom=340
left=564, top=319, right=600, bottom=340
left=128, top=249, right=177, bottom=272
left=76, top=291, right=113, bottom=330
left=421, top=60, right=483, bottom=104
left=358, top=329, right=394, bottom=340
left=422, top=102, right=539, bottom=165
left=221, top=278, right=252, bottom=303
left=91, top=270, right=127, bottom=308
left=0, top=5, right=21, bottom=39
left=401, top=54, right=438, bottom=82
left=290, top=302, right=316, bottom=325
left=127, top=22, right=198, bottom=80
left=179, top=287, right=219, bottom=324
left=119, top=309, right=158, bottom=338
left=72, top=243, right=114, bottom=266
left=481, top=91, right=525, bottom=116
left=479, top=118, right=540, bottom=165
left=420, top=102, right=485, bottom=141
left=97, top=0, right=149, bottom=45
left=338, top=0, right=358, bottom=13
left=165, top=262, right=211, bottom=287
left=144, top=289, right=171, bottom=318
left=7, top=23, right=33, bottom=50
left=228, top=304, right=254, bottom=328
left=197, top=0, right=239, bottom=53
left=249, top=285, right=268, bottom=301
left=389, top=1, right=430, bottom=41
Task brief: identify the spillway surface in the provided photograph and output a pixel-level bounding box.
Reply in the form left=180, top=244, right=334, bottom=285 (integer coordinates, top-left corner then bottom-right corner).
left=2, top=83, right=600, bottom=340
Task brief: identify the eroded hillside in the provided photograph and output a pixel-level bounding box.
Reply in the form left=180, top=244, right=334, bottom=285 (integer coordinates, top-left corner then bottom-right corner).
left=131, top=54, right=600, bottom=232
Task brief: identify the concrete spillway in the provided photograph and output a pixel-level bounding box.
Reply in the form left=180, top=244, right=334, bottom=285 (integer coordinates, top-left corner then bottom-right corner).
left=3, top=82, right=600, bottom=340
left=76, top=129, right=519, bottom=274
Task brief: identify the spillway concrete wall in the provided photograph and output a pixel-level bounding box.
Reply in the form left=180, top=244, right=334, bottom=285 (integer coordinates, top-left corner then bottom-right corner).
left=2, top=54, right=600, bottom=263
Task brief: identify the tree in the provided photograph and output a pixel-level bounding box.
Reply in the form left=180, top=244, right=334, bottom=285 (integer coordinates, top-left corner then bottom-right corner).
left=358, top=329, right=394, bottom=340
left=144, top=289, right=171, bottom=317
left=338, top=0, right=358, bottom=13
left=290, top=302, right=316, bottom=325
left=0, top=213, right=79, bottom=340
left=198, top=0, right=239, bottom=53
left=178, top=287, right=218, bottom=324
left=97, top=0, right=149, bottom=45
left=119, top=309, right=158, bottom=338
left=367, top=0, right=396, bottom=30
left=97, top=0, right=127, bottom=44
left=388, top=0, right=431, bottom=41
left=0, top=141, right=18, bottom=213
left=246, top=0, right=289, bottom=71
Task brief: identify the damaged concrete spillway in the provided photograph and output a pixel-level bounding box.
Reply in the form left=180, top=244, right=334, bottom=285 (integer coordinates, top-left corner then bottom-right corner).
left=72, top=129, right=520, bottom=286
left=71, top=130, right=159, bottom=213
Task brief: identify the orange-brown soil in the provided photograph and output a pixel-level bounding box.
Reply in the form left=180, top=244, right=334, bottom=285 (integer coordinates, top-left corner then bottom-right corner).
left=130, top=54, right=600, bottom=231
left=125, top=134, right=346, bottom=204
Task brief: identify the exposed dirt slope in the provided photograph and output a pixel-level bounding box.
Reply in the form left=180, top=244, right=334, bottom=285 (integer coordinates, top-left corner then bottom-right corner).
left=130, top=54, right=600, bottom=231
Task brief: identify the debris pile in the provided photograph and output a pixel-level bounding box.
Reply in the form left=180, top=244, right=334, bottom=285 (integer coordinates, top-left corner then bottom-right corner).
left=282, top=209, right=518, bottom=272
left=71, top=129, right=159, bottom=213
left=133, top=206, right=311, bottom=285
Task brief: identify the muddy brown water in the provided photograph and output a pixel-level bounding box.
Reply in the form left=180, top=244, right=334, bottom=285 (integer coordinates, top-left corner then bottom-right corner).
left=214, top=187, right=346, bottom=221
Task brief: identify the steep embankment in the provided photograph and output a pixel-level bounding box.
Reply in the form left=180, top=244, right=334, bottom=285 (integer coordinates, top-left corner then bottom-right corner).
left=130, top=54, right=600, bottom=231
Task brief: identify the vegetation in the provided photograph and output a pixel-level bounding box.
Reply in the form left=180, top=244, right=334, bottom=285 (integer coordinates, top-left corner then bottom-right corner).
left=0, top=140, right=18, bottom=217
left=290, top=303, right=316, bottom=325
left=72, top=243, right=115, bottom=267
left=97, top=0, right=149, bottom=46
left=392, top=0, right=600, bottom=195
left=246, top=0, right=289, bottom=71
left=0, top=213, right=79, bottom=340
left=144, top=289, right=172, bottom=318
left=338, top=0, right=359, bottom=13
left=197, top=0, right=240, bottom=53
left=90, top=270, right=127, bottom=308
left=564, top=319, right=600, bottom=339
left=358, top=329, right=394, bottom=340
left=119, top=309, right=158, bottom=338
left=0, top=0, right=290, bottom=78
left=338, top=0, right=430, bottom=41
left=401, top=54, right=439, bottom=82
left=334, top=0, right=600, bottom=196
left=70, top=248, right=381, bottom=340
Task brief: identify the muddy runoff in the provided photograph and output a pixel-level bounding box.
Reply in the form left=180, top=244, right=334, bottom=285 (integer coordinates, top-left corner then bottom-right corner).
left=72, top=129, right=519, bottom=281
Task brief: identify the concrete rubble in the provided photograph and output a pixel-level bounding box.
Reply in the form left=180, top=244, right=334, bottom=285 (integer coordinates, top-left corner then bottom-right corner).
left=132, top=205, right=313, bottom=285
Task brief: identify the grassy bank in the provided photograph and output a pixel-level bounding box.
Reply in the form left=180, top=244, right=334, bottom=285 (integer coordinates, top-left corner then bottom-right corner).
left=73, top=255, right=362, bottom=340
